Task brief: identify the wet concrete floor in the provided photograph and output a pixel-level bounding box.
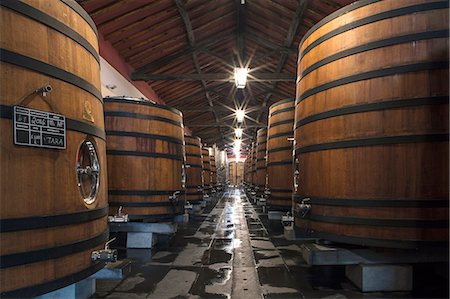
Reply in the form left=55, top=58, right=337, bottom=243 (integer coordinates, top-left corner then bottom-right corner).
left=92, top=188, right=448, bottom=299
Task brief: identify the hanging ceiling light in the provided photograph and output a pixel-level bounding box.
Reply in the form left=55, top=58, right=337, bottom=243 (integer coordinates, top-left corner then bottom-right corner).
left=235, top=128, right=243, bottom=138
left=234, top=67, right=249, bottom=89
left=235, top=109, right=245, bottom=123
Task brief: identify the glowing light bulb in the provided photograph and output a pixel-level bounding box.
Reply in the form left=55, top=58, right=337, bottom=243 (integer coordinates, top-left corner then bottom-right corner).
left=234, top=68, right=248, bottom=89
left=235, top=109, right=245, bottom=123
left=235, top=128, right=243, bottom=138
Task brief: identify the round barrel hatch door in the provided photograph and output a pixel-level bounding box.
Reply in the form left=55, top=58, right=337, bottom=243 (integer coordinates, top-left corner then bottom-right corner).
left=76, top=139, right=100, bottom=205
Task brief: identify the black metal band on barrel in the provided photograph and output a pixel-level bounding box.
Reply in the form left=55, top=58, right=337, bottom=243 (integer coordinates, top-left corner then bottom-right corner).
left=0, top=206, right=108, bottom=233
left=186, top=185, right=202, bottom=189
left=185, top=142, right=201, bottom=147
left=1, top=261, right=104, bottom=298
left=305, top=213, right=448, bottom=228
left=104, top=111, right=182, bottom=127
left=297, top=61, right=449, bottom=103
left=292, top=195, right=450, bottom=208
left=186, top=191, right=204, bottom=196
left=187, top=164, right=202, bottom=168
left=109, top=201, right=185, bottom=207
left=267, top=131, right=293, bottom=140
left=109, top=189, right=185, bottom=196
left=0, top=104, right=106, bottom=140
left=256, top=167, right=266, bottom=170
left=300, top=1, right=450, bottom=57
left=0, top=49, right=103, bottom=102
left=106, top=150, right=184, bottom=161
left=269, top=98, right=295, bottom=109
left=295, top=96, right=449, bottom=129
left=1, top=0, right=100, bottom=64
left=60, top=0, right=98, bottom=37
left=268, top=195, right=292, bottom=201
left=294, top=134, right=449, bottom=155
left=269, top=119, right=294, bottom=128
left=128, top=212, right=184, bottom=222
left=299, top=0, right=381, bottom=49
left=301, top=29, right=450, bottom=78
left=203, top=161, right=210, bottom=164
left=266, top=161, right=292, bottom=167
left=106, top=131, right=184, bottom=145
left=269, top=189, right=292, bottom=193
left=0, top=230, right=108, bottom=268
left=186, top=153, right=202, bottom=158
left=256, top=158, right=266, bottom=162
left=267, top=204, right=291, bottom=212
left=310, top=231, right=448, bottom=249
left=267, top=146, right=292, bottom=154
left=103, top=98, right=182, bottom=117
left=270, top=106, right=295, bottom=117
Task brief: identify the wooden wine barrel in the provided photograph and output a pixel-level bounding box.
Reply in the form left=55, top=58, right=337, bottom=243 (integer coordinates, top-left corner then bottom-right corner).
left=202, top=147, right=211, bottom=194
left=243, top=157, right=251, bottom=187
left=210, top=153, right=217, bottom=187
left=255, top=128, right=268, bottom=195
left=294, top=0, right=449, bottom=248
left=184, top=135, right=203, bottom=205
left=267, top=99, right=295, bottom=212
left=250, top=142, right=257, bottom=187
left=229, top=161, right=244, bottom=186
left=104, top=96, right=185, bottom=221
left=0, top=1, right=108, bottom=297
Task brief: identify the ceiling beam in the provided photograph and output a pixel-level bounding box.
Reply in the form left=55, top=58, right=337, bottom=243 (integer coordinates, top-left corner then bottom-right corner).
left=174, top=0, right=226, bottom=143
left=131, top=72, right=295, bottom=81
left=198, top=47, right=234, bottom=68
left=235, top=0, right=246, bottom=64
left=256, top=0, right=309, bottom=122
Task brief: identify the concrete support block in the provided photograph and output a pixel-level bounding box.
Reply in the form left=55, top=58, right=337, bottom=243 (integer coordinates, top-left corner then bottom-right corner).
left=174, top=213, right=189, bottom=223
left=127, top=232, right=157, bottom=249
left=34, top=278, right=95, bottom=299
left=345, top=264, right=412, bottom=292
left=284, top=225, right=295, bottom=240
left=268, top=211, right=283, bottom=220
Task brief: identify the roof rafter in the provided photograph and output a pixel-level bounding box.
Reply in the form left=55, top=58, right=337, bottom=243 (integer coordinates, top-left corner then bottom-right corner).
left=174, top=0, right=226, bottom=143
left=256, top=0, right=309, bottom=122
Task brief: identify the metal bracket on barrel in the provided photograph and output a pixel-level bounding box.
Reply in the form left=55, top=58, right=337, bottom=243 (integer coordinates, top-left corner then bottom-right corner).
left=184, top=200, right=193, bottom=211
left=169, top=191, right=181, bottom=203
left=295, top=197, right=311, bottom=218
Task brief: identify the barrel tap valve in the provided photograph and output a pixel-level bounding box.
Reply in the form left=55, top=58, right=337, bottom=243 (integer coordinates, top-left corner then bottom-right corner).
left=281, top=212, right=294, bottom=227
left=295, top=197, right=311, bottom=218
left=91, top=238, right=118, bottom=263
left=35, top=85, right=52, bottom=97
left=169, top=191, right=181, bottom=202
left=108, top=206, right=129, bottom=223
left=184, top=200, right=193, bottom=211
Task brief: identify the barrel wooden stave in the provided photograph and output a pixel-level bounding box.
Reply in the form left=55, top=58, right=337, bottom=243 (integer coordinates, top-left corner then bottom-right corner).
left=210, top=154, right=217, bottom=186
left=250, top=142, right=257, bottom=187
left=266, top=99, right=295, bottom=212
left=255, top=128, right=267, bottom=194
left=0, top=1, right=107, bottom=295
left=185, top=135, right=203, bottom=204
left=295, top=0, right=449, bottom=248
left=105, top=98, right=185, bottom=220
left=202, top=148, right=211, bottom=193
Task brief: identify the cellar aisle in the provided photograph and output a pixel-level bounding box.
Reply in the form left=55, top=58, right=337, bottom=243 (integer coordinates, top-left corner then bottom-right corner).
left=92, top=188, right=444, bottom=299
